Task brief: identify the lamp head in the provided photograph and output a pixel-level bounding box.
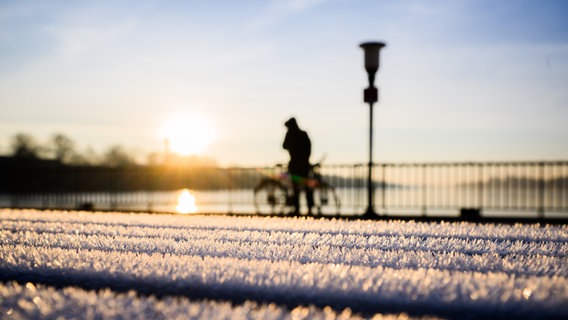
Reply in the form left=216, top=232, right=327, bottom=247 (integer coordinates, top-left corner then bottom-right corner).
left=360, top=41, right=386, bottom=87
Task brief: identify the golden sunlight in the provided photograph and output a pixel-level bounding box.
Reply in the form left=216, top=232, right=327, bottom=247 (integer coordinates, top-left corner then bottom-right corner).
left=176, top=189, right=198, bottom=214
left=161, top=114, right=216, bottom=156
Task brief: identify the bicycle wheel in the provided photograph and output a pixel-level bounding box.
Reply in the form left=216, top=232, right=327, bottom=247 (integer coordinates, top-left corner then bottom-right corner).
left=312, top=182, right=341, bottom=215
left=253, top=178, right=288, bottom=215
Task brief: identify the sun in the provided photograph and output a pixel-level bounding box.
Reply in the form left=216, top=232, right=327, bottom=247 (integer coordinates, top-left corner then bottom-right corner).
left=160, top=114, right=216, bottom=156
left=176, top=189, right=198, bottom=214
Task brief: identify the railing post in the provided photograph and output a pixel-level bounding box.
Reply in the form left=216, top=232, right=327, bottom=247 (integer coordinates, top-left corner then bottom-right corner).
left=538, top=162, right=545, bottom=218
left=478, top=163, right=484, bottom=211
left=227, top=167, right=233, bottom=214
left=422, top=164, right=427, bottom=216
left=381, top=164, right=387, bottom=214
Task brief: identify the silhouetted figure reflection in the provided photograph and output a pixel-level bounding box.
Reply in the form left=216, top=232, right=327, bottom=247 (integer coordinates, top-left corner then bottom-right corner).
left=283, top=117, right=314, bottom=215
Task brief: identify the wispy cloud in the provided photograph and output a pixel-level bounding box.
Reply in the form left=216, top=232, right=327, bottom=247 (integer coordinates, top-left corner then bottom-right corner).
left=43, top=6, right=137, bottom=61
left=248, top=0, right=331, bottom=31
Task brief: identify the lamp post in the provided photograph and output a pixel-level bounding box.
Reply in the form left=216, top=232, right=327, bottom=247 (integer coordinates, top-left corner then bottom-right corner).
left=360, top=41, right=386, bottom=218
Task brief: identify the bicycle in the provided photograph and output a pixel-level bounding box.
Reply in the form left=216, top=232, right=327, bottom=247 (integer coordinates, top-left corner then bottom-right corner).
left=253, top=163, right=340, bottom=215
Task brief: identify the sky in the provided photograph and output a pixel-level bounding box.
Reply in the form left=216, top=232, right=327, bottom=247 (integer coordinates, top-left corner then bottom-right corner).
left=1, top=0, right=567, bottom=167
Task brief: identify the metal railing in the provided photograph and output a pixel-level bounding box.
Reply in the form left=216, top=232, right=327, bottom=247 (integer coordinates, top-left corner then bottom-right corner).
left=321, top=161, right=567, bottom=218
left=1, top=161, right=566, bottom=218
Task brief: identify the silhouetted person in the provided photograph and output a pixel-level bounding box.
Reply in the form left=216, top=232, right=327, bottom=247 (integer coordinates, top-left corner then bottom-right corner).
left=283, top=117, right=314, bottom=215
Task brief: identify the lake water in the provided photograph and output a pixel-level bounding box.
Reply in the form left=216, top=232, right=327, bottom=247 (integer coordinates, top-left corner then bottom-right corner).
left=1, top=186, right=566, bottom=219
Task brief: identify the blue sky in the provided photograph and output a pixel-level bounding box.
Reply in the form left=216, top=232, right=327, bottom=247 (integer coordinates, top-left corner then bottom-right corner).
left=1, top=0, right=567, bottom=166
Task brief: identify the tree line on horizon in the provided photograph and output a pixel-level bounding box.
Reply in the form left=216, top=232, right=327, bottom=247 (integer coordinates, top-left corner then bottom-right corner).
left=0, top=133, right=256, bottom=193
left=1, top=132, right=217, bottom=168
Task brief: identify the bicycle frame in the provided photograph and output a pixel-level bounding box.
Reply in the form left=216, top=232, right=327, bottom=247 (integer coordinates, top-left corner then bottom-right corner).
left=253, top=163, right=340, bottom=215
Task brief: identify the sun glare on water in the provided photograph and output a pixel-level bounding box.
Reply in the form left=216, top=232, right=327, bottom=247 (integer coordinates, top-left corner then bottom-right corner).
left=176, top=189, right=198, bottom=214
left=161, top=114, right=216, bottom=156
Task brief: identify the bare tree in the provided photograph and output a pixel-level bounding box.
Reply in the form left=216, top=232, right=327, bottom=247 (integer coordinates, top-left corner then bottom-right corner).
left=10, top=133, right=42, bottom=159
left=146, top=152, right=162, bottom=166
left=68, top=146, right=100, bottom=166
left=101, top=145, right=136, bottom=167
left=50, top=133, right=76, bottom=163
